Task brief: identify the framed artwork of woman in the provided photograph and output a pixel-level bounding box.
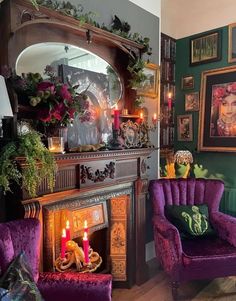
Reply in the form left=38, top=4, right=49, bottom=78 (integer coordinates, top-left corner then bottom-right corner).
left=198, top=65, right=236, bottom=152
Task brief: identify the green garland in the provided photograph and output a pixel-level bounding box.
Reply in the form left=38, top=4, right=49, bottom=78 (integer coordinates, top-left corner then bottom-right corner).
left=29, top=0, right=152, bottom=89
left=0, top=130, right=56, bottom=197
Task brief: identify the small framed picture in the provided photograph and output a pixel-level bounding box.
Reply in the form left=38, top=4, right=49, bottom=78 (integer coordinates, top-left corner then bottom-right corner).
left=185, top=92, right=199, bottom=111
left=137, top=63, right=159, bottom=98
left=177, top=114, right=193, bottom=141
left=228, top=23, right=236, bottom=62
left=182, top=75, right=194, bottom=90
left=190, top=30, right=221, bottom=66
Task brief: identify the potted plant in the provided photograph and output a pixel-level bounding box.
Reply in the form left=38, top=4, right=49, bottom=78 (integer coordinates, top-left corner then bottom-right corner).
left=0, top=130, right=56, bottom=198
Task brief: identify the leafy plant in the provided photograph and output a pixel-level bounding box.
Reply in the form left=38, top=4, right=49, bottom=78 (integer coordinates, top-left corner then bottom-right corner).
left=0, top=131, right=56, bottom=197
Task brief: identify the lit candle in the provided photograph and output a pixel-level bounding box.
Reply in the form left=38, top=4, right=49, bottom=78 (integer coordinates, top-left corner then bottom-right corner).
left=168, top=92, right=172, bottom=110
left=66, top=220, right=71, bottom=241
left=152, top=113, right=157, bottom=124
left=83, top=232, right=89, bottom=264
left=61, top=228, right=66, bottom=259
left=140, top=112, right=144, bottom=121
left=113, top=105, right=120, bottom=130
left=84, top=220, right=88, bottom=234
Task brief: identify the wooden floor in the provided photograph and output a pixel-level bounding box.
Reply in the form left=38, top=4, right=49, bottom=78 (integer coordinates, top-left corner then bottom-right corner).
left=112, top=259, right=211, bottom=301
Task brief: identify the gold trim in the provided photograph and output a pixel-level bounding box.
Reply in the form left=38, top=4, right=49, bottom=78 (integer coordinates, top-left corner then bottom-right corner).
left=198, top=65, right=236, bottom=152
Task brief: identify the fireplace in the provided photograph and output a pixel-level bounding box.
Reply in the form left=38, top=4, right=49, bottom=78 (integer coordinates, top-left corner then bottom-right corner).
left=15, top=148, right=153, bottom=287
left=43, top=184, right=133, bottom=282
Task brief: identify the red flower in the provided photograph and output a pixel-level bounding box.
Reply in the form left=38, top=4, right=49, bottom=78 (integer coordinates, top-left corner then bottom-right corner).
left=51, top=103, right=66, bottom=121
left=37, top=81, right=55, bottom=94
left=38, top=108, right=52, bottom=122
left=59, top=84, right=72, bottom=101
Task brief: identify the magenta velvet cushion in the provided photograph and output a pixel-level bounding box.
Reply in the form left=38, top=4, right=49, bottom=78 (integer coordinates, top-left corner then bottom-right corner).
left=0, top=225, right=14, bottom=275
left=38, top=272, right=112, bottom=301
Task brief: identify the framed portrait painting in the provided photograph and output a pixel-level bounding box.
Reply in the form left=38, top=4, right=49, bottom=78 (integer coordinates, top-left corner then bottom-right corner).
left=137, top=63, right=159, bottom=98
left=177, top=114, right=193, bottom=141
left=228, top=23, right=236, bottom=63
left=185, top=92, right=199, bottom=111
left=198, top=65, right=236, bottom=152
left=190, top=30, right=221, bottom=66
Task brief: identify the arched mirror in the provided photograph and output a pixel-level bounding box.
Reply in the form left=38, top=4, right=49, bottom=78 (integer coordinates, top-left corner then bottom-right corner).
left=16, top=42, right=123, bottom=147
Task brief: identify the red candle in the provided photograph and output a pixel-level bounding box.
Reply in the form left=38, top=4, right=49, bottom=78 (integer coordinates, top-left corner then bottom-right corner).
left=168, top=92, right=172, bottom=110
left=152, top=113, right=157, bottom=124
left=61, top=228, right=66, bottom=259
left=66, top=220, right=71, bottom=241
left=83, top=232, right=89, bottom=264
left=84, top=220, right=88, bottom=234
left=113, top=105, right=120, bottom=130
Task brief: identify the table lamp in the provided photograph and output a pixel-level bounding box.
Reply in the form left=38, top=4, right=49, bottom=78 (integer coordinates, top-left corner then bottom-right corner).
left=174, top=150, right=193, bottom=178
left=0, top=75, right=13, bottom=138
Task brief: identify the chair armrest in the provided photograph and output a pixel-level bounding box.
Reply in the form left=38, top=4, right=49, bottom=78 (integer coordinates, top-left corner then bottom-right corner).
left=37, top=272, right=112, bottom=301
left=153, top=215, right=183, bottom=266
left=211, top=211, right=236, bottom=247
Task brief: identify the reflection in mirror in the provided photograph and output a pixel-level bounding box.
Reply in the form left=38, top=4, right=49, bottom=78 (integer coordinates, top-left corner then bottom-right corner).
left=16, top=43, right=122, bottom=147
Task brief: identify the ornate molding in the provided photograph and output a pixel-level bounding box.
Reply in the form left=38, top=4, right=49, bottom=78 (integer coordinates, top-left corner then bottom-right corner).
left=81, top=161, right=115, bottom=184
left=43, top=186, right=133, bottom=212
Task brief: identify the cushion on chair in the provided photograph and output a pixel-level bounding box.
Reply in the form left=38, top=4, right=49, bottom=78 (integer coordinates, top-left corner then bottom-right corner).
left=38, top=272, right=112, bottom=301
left=0, top=252, right=44, bottom=301
left=0, top=288, right=11, bottom=301
left=165, top=204, right=215, bottom=238
left=0, top=225, right=14, bottom=276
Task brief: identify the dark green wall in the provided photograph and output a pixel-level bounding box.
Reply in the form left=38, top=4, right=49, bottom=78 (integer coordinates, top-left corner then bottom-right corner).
left=175, top=26, right=236, bottom=216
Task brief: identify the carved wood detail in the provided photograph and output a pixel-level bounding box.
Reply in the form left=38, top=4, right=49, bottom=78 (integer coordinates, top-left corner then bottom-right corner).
left=80, top=161, right=115, bottom=184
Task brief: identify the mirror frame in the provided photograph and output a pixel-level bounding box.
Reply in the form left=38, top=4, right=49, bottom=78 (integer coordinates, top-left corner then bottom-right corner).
left=0, top=0, right=144, bottom=115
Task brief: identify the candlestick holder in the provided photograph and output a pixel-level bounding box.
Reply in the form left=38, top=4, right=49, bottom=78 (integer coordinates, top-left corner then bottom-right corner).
left=54, top=240, right=102, bottom=273
left=139, top=119, right=158, bottom=148
left=108, top=128, right=123, bottom=150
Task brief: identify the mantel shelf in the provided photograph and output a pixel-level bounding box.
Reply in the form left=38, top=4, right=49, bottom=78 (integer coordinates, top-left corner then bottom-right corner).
left=13, top=0, right=145, bottom=54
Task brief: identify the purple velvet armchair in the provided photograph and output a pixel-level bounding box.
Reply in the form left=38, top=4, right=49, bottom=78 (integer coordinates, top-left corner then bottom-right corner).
left=149, top=178, right=236, bottom=300
left=0, top=218, right=112, bottom=301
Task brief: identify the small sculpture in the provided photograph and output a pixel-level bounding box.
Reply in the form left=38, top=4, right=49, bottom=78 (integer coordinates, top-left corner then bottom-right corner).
left=54, top=240, right=102, bottom=273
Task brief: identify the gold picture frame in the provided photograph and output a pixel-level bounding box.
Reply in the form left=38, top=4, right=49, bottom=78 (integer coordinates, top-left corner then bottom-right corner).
left=177, top=114, right=193, bottom=141
left=198, top=65, right=236, bottom=152
left=137, top=63, right=159, bottom=98
left=228, top=23, right=236, bottom=63
left=190, top=30, right=221, bottom=66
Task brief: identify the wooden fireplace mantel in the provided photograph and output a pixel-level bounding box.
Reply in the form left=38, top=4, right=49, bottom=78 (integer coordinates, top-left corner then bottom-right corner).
left=12, top=147, right=154, bottom=287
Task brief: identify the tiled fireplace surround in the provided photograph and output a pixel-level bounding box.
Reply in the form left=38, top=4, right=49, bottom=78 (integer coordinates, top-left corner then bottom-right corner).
left=16, top=148, right=153, bottom=287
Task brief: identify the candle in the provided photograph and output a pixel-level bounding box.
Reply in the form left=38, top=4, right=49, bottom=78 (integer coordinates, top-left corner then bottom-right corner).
left=66, top=220, right=71, bottom=241
left=84, top=220, right=88, bottom=234
left=140, top=112, right=144, bottom=121
left=152, top=113, right=157, bottom=125
left=113, top=105, right=120, bottom=130
left=168, top=92, right=172, bottom=110
left=61, top=228, right=66, bottom=258
left=83, top=232, right=90, bottom=264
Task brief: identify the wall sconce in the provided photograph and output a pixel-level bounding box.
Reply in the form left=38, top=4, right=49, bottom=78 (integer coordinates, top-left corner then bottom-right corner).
left=0, top=75, right=13, bottom=138
left=174, top=150, right=193, bottom=178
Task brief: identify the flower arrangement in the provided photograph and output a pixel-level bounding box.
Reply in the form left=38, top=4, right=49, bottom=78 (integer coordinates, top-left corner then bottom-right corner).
left=212, top=82, right=236, bottom=106
left=11, top=65, right=91, bottom=127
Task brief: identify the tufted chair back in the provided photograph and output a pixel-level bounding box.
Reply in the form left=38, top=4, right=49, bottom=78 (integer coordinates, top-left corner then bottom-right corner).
left=149, top=178, right=224, bottom=217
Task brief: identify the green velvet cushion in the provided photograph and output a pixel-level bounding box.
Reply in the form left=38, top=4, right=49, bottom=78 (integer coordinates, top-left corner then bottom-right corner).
left=0, top=252, right=43, bottom=301
left=165, top=204, right=216, bottom=238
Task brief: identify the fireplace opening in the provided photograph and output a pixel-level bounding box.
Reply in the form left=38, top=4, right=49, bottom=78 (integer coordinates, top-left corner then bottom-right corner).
left=73, top=227, right=110, bottom=274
